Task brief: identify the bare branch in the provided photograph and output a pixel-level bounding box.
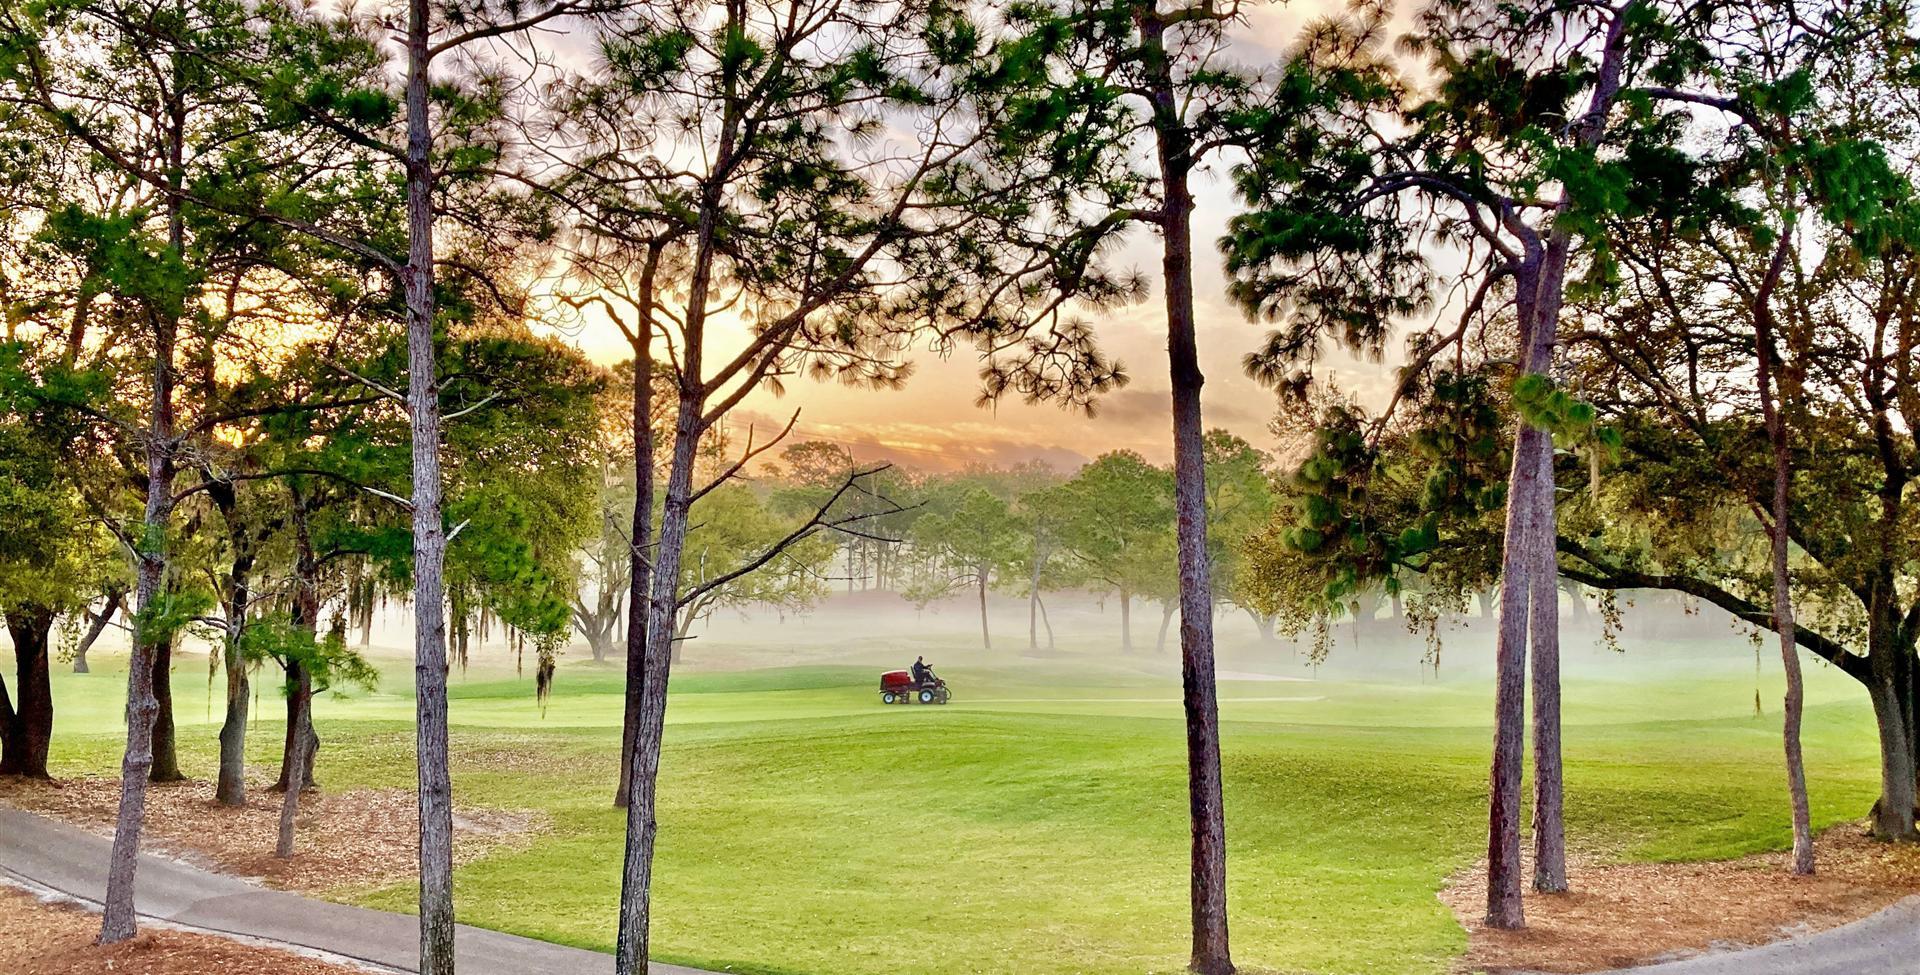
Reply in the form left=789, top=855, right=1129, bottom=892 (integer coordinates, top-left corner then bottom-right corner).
left=686, top=409, right=801, bottom=505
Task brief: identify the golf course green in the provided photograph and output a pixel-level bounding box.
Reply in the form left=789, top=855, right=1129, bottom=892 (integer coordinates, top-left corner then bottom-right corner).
left=14, top=627, right=1884, bottom=975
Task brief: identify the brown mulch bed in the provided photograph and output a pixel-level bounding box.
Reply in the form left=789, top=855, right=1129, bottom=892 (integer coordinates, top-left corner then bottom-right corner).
left=1442, top=823, right=1920, bottom=973
left=0, top=775, right=547, bottom=896
left=0, top=886, right=361, bottom=975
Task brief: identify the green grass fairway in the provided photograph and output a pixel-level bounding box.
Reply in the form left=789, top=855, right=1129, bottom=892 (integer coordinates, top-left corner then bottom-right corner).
left=10, top=632, right=1885, bottom=975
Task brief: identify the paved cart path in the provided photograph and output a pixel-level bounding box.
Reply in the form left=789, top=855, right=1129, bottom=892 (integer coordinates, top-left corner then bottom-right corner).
left=0, top=806, right=719, bottom=975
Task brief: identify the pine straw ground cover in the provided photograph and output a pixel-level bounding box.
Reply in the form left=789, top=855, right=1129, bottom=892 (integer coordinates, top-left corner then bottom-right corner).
left=0, top=774, right=547, bottom=895
left=0, top=886, right=363, bottom=975
left=1441, top=822, right=1920, bottom=973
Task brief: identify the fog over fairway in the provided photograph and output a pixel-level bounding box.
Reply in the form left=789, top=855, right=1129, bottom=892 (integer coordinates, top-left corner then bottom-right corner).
left=301, top=582, right=1862, bottom=723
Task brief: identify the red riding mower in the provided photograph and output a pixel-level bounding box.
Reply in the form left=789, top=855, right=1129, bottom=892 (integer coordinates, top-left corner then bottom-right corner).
left=879, top=669, right=951, bottom=705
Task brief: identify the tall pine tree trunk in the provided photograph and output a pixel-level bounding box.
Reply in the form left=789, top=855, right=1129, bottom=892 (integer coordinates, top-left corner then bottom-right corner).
left=616, top=262, right=657, bottom=810
left=616, top=389, right=701, bottom=975
left=1512, top=8, right=1640, bottom=901
left=618, top=141, right=725, bottom=966
left=101, top=519, right=169, bottom=943
left=403, top=0, right=456, bottom=965
left=100, top=72, right=185, bottom=937
left=1528, top=440, right=1566, bottom=893
left=1523, top=210, right=1583, bottom=897
left=1486, top=260, right=1543, bottom=930
left=1487, top=425, right=1542, bottom=928
left=1144, top=16, right=1231, bottom=969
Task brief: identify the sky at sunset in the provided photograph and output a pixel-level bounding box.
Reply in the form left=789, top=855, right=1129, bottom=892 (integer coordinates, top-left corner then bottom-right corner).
left=537, top=1, right=1415, bottom=474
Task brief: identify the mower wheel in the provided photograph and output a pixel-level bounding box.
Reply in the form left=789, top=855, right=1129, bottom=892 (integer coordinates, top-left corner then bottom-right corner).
left=882, top=691, right=896, bottom=704
left=918, top=689, right=936, bottom=704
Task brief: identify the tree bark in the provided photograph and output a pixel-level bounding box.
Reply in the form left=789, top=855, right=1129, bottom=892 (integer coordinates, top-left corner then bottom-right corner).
left=1512, top=6, right=1638, bottom=901
left=101, top=199, right=181, bottom=942
left=615, top=253, right=658, bottom=811
left=2, top=607, right=55, bottom=779
left=0, top=666, right=13, bottom=775
left=277, top=541, right=319, bottom=859
left=271, top=670, right=320, bottom=791
left=1752, top=226, right=1814, bottom=872
left=1028, top=591, right=1038, bottom=649
left=72, top=590, right=123, bottom=674
left=1120, top=590, right=1133, bottom=652
left=1037, top=593, right=1055, bottom=650
left=1867, top=617, right=1918, bottom=840
left=1766, top=426, right=1815, bottom=870
left=1487, top=421, right=1542, bottom=928
left=1143, top=15, right=1232, bottom=969
left=1488, top=45, right=1615, bottom=906
left=616, top=109, right=731, bottom=962
left=1528, top=440, right=1567, bottom=893
left=403, top=0, right=456, bottom=966
left=214, top=488, right=255, bottom=807
left=977, top=571, right=992, bottom=652
left=276, top=668, right=312, bottom=859
left=1900, top=630, right=1917, bottom=820
left=217, top=643, right=248, bottom=806
left=616, top=387, right=700, bottom=975
left=101, top=543, right=167, bottom=944
left=1486, top=250, right=1545, bottom=929
left=1027, top=537, right=1045, bottom=651
left=147, top=633, right=184, bottom=783
left=1522, top=224, right=1579, bottom=901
